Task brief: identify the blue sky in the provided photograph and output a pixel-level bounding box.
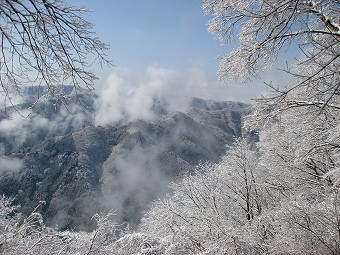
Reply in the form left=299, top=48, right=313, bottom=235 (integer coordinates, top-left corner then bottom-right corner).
left=68, top=0, right=287, bottom=103
left=79, top=0, right=222, bottom=71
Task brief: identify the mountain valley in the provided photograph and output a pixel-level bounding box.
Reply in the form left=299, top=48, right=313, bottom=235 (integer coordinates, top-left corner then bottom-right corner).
left=0, top=91, right=250, bottom=230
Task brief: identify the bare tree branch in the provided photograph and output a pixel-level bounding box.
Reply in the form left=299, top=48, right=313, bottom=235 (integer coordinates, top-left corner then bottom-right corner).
left=0, top=0, right=112, bottom=109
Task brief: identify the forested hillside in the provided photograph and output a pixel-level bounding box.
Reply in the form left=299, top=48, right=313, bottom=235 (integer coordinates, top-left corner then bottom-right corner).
left=0, top=94, right=249, bottom=231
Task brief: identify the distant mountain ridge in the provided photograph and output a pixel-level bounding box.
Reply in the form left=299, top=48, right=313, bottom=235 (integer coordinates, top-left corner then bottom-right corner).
left=0, top=93, right=250, bottom=231
left=23, top=85, right=74, bottom=99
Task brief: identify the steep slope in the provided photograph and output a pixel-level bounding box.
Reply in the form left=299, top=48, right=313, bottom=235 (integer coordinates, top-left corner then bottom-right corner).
left=187, top=97, right=250, bottom=142
left=0, top=87, right=94, bottom=153
left=0, top=98, right=250, bottom=231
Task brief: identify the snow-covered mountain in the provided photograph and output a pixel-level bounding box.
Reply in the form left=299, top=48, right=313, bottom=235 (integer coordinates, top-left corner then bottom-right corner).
left=0, top=90, right=250, bottom=231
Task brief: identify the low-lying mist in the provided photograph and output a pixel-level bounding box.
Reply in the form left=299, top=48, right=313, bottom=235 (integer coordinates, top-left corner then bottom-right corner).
left=0, top=65, right=250, bottom=230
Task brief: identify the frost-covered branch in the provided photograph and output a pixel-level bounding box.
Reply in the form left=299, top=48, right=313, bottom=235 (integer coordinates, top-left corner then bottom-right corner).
left=202, top=0, right=339, bottom=105
left=0, top=0, right=112, bottom=108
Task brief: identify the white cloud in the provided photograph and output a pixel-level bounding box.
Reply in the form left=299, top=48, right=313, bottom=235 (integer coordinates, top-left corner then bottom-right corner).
left=94, top=66, right=178, bottom=126
left=95, top=64, right=266, bottom=126
left=0, top=157, right=23, bottom=174
left=0, top=110, right=32, bottom=147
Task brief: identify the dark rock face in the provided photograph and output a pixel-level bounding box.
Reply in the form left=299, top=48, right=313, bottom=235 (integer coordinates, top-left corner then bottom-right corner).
left=0, top=96, right=250, bottom=231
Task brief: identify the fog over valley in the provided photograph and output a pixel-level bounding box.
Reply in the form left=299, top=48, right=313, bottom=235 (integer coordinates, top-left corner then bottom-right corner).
left=0, top=82, right=249, bottom=230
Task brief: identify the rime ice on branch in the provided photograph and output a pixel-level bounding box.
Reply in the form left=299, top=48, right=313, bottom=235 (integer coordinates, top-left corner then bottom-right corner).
left=0, top=0, right=111, bottom=108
